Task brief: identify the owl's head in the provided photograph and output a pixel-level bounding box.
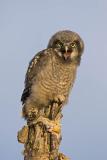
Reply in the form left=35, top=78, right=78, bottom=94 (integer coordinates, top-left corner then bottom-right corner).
left=47, top=30, right=84, bottom=64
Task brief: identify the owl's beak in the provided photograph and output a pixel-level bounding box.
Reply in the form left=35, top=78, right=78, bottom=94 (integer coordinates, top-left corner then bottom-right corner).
left=63, top=46, right=71, bottom=60
left=65, top=46, right=68, bottom=53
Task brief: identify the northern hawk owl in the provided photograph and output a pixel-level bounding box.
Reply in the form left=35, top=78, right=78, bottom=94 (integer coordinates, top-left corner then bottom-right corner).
left=21, top=30, right=84, bottom=119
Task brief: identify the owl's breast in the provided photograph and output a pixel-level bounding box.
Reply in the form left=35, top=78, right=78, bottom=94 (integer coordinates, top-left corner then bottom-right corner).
left=31, top=56, right=77, bottom=106
left=52, top=62, right=77, bottom=96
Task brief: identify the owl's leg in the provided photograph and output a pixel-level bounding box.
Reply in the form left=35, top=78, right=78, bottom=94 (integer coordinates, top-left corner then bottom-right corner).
left=28, top=116, right=61, bottom=138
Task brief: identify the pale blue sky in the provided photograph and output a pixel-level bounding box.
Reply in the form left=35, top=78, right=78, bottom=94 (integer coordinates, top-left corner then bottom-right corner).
left=0, top=0, right=107, bottom=160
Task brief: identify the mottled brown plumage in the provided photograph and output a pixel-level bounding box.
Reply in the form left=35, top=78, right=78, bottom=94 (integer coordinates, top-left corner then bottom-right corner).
left=21, top=30, right=84, bottom=119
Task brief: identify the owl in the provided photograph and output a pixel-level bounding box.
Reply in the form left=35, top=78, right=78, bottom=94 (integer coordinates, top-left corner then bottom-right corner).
left=21, top=30, right=84, bottom=119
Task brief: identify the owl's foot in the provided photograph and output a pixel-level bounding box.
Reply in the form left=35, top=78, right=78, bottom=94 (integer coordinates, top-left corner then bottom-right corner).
left=54, top=95, right=65, bottom=105
left=28, top=116, right=61, bottom=138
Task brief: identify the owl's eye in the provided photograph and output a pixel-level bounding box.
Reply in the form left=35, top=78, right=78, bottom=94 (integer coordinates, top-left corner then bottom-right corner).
left=54, top=40, right=63, bottom=48
left=71, top=42, right=76, bottom=48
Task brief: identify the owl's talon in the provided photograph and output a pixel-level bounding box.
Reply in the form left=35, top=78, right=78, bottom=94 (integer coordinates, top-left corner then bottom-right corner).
left=54, top=95, right=65, bottom=104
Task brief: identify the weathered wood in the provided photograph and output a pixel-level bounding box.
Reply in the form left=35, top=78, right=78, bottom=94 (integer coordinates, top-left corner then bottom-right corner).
left=17, top=102, right=70, bottom=160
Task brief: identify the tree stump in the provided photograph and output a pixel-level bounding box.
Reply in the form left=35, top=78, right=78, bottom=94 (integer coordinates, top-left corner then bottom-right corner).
left=17, top=102, right=70, bottom=160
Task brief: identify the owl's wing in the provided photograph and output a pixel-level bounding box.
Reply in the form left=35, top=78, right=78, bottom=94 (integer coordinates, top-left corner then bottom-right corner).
left=21, top=49, right=51, bottom=104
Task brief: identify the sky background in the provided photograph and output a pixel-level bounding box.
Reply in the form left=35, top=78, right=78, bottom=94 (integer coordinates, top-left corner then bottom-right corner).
left=0, top=0, right=107, bottom=160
